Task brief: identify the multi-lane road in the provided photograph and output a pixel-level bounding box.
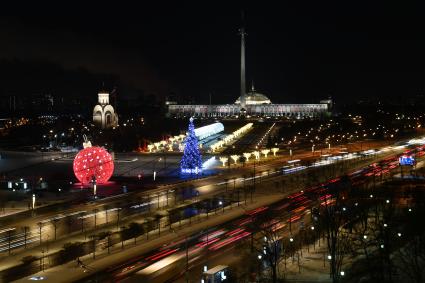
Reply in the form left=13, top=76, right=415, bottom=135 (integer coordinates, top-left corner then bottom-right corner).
left=1, top=135, right=422, bottom=282
left=93, top=142, right=423, bottom=283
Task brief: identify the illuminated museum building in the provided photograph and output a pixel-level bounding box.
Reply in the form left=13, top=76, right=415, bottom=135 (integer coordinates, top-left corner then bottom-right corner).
left=234, top=83, right=271, bottom=106
left=168, top=25, right=330, bottom=119
left=93, top=91, right=118, bottom=129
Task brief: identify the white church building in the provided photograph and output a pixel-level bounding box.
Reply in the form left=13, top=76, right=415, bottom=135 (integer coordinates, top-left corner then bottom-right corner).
left=93, top=91, right=118, bottom=129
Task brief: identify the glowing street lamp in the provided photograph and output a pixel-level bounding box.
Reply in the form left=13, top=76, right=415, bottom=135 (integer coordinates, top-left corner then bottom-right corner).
left=219, top=157, right=228, bottom=167
left=32, top=194, right=36, bottom=209
left=243, top=152, right=251, bottom=162
left=154, top=142, right=161, bottom=150
left=230, top=155, right=240, bottom=165
left=92, top=178, right=97, bottom=197
left=261, top=149, right=270, bottom=158
left=271, top=148, right=279, bottom=156
left=147, top=144, right=154, bottom=152
left=252, top=151, right=260, bottom=160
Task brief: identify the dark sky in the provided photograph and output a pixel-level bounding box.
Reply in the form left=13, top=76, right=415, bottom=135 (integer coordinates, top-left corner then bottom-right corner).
left=1, top=2, right=425, bottom=104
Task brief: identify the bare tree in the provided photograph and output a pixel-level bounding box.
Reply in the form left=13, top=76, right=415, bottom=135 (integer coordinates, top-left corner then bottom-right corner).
left=321, top=178, right=351, bottom=283
left=394, top=201, right=425, bottom=283
left=249, top=208, right=287, bottom=283
left=395, top=233, right=425, bottom=283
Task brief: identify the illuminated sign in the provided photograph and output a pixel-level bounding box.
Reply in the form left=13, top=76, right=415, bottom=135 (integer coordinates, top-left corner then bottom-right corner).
left=399, top=155, right=415, bottom=166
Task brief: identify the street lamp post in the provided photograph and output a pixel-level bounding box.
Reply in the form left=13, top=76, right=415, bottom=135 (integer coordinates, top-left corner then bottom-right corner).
left=289, top=237, right=294, bottom=262
left=93, top=208, right=98, bottom=229
left=92, top=236, right=97, bottom=259
left=153, top=157, right=162, bottom=181
left=80, top=213, right=85, bottom=233
left=51, top=219, right=59, bottom=240
left=32, top=194, right=36, bottom=210
left=116, top=208, right=122, bottom=229
left=38, top=222, right=42, bottom=245
left=91, top=176, right=97, bottom=198
left=7, top=230, right=12, bottom=255
left=41, top=249, right=45, bottom=272
left=157, top=193, right=162, bottom=208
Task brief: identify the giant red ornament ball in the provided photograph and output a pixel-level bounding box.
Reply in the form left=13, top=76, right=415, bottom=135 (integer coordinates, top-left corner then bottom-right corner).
left=73, top=146, right=114, bottom=184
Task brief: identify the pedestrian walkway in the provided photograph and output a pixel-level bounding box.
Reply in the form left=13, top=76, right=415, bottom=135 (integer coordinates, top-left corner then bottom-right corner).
left=0, top=207, right=27, bottom=218
left=283, top=244, right=332, bottom=283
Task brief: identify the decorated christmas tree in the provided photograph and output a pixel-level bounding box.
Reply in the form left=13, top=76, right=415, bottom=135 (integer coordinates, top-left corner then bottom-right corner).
left=180, top=117, right=202, bottom=174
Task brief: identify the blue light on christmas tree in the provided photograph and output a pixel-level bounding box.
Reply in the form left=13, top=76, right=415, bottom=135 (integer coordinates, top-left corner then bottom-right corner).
left=180, top=117, right=202, bottom=174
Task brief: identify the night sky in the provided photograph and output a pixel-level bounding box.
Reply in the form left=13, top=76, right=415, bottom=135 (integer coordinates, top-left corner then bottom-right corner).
left=1, top=2, right=425, bottom=104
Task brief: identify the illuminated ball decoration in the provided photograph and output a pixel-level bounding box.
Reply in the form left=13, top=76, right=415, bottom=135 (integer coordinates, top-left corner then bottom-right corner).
left=73, top=146, right=114, bottom=184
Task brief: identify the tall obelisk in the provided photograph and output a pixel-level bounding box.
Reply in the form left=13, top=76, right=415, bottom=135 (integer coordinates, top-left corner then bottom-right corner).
left=239, top=16, right=247, bottom=111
